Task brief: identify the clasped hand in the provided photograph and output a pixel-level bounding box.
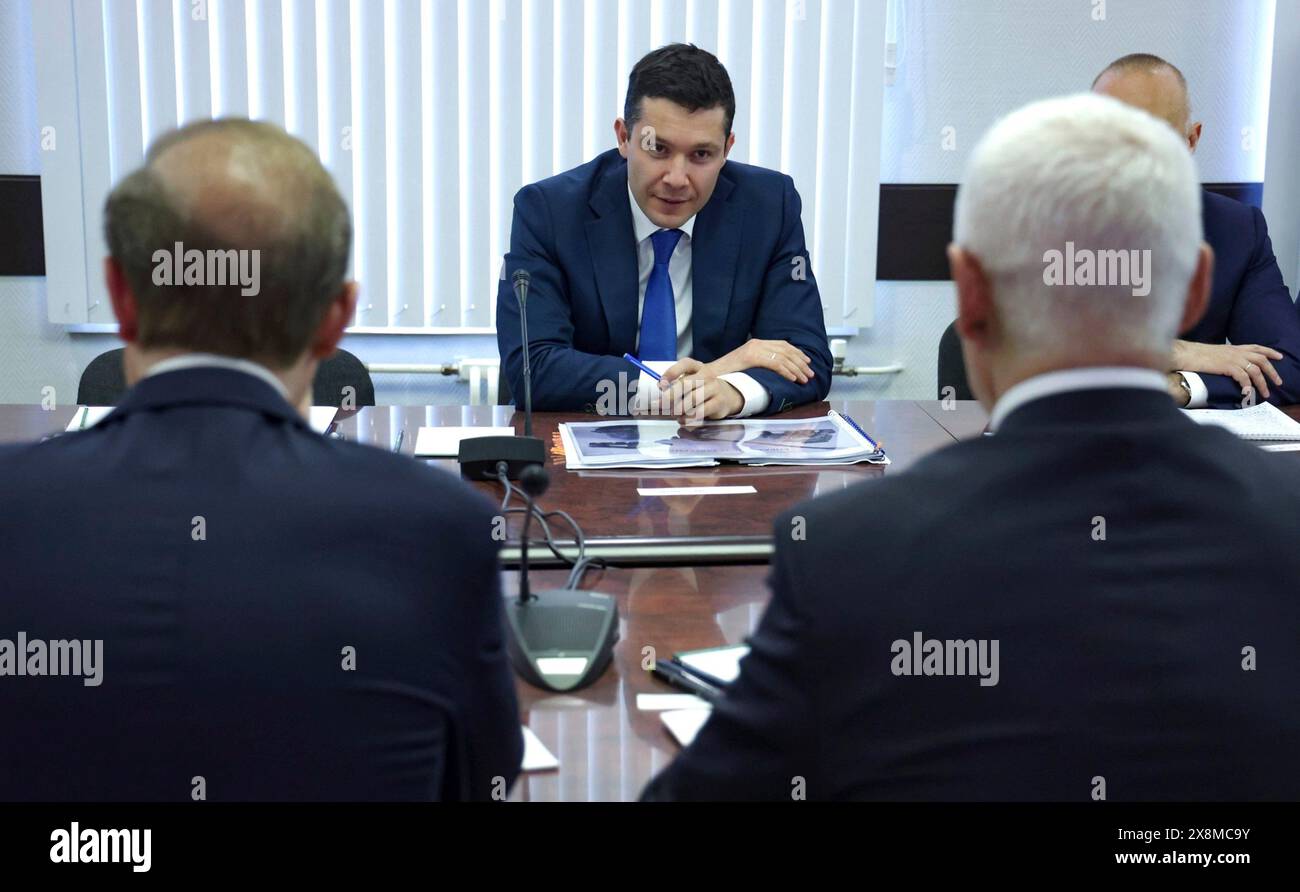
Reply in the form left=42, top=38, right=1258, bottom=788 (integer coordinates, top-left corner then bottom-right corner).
left=1171, top=340, right=1284, bottom=401
left=635, top=338, right=814, bottom=422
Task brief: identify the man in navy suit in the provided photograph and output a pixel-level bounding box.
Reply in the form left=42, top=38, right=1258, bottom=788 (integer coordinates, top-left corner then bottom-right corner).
left=1093, top=53, right=1300, bottom=408
left=643, top=94, right=1300, bottom=801
left=0, top=120, right=522, bottom=801
left=496, top=44, right=832, bottom=418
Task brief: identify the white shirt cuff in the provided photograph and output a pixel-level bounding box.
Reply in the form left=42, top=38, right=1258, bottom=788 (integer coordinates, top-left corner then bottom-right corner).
left=1178, top=371, right=1208, bottom=408
left=718, top=372, right=771, bottom=417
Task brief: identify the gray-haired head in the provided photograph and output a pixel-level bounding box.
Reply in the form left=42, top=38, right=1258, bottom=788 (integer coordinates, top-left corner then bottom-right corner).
left=950, top=92, right=1209, bottom=400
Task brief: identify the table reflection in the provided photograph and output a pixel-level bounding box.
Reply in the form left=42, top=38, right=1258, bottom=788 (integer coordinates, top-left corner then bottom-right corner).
left=506, top=565, right=771, bottom=802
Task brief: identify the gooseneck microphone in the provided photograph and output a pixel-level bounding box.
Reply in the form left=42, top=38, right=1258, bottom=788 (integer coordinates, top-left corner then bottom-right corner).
left=457, top=267, right=546, bottom=480
left=501, top=462, right=619, bottom=693
left=513, top=269, right=535, bottom=439
left=515, top=462, right=547, bottom=605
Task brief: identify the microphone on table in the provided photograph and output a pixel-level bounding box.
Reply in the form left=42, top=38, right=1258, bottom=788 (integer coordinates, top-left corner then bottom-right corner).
left=501, top=462, right=619, bottom=693
left=458, top=268, right=546, bottom=480
left=514, top=269, right=536, bottom=439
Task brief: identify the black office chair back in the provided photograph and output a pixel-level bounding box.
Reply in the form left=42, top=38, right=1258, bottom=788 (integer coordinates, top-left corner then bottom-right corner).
left=76, top=348, right=129, bottom=406
left=313, top=348, right=375, bottom=408
left=76, top=348, right=375, bottom=408
left=937, top=320, right=974, bottom=400
left=497, top=368, right=513, bottom=406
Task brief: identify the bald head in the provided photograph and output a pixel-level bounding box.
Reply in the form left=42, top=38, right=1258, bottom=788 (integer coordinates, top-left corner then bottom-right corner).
left=146, top=120, right=327, bottom=249
left=1092, top=54, right=1199, bottom=149
left=104, top=119, right=352, bottom=368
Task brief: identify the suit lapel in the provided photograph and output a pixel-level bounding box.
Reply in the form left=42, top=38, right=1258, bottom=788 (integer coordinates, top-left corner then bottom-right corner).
left=585, top=161, right=640, bottom=355
left=689, top=170, right=740, bottom=361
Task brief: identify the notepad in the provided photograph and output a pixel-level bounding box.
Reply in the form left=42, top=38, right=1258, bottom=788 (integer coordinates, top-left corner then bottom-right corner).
left=676, top=644, right=750, bottom=686
left=1183, top=402, right=1300, bottom=441
left=414, top=426, right=515, bottom=457
left=660, top=709, right=712, bottom=747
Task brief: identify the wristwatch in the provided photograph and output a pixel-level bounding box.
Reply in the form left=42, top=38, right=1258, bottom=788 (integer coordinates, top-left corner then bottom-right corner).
left=1172, top=372, right=1192, bottom=406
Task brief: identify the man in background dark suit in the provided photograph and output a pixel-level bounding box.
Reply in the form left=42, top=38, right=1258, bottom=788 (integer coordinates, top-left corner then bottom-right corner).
left=1092, top=53, right=1300, bottom=408
left=0, top=120, right=522, bottom=801
left=940, top=54, right=1300, bottom=409
left=496, top=44, right=831, bottom=419
left=643, top=93, right=1300, bottom=801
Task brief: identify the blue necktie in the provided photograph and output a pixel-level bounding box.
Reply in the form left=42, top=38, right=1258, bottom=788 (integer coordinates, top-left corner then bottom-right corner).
left=638, top=228, right=684, bottom=361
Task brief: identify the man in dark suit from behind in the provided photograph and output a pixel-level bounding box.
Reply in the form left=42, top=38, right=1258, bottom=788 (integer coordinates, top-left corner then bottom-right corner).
left=0, top=120, right=522, bottom=801
left=643, top=93, right=1300, bottom=801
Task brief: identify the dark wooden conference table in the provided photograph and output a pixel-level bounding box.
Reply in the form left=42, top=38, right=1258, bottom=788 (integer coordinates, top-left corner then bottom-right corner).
left=4, top=398, right=1294, bottom=801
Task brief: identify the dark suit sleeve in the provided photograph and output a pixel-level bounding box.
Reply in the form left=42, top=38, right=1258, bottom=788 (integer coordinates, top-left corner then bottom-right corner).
left=496, top=184, right=640, bottom=411
left=1202, top=206, right=1300, bottom=408
left=741, top=176, right=833, bottom=415
left=641, top=511, right=822, bottom=801
left=454, top=500, right=524, bottom=800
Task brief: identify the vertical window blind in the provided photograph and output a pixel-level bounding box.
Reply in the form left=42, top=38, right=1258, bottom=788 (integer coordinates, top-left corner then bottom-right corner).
left=34, top=0, right=885, bottom=332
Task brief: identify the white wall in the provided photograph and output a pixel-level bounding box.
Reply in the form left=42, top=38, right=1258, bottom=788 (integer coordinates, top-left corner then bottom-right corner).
left=881, top=0, right=1274, bottom=183
left=0, top=0, right=1287, bottom=406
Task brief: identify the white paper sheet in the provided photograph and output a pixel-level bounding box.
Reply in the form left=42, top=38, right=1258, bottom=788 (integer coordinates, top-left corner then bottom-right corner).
left=521, top=726, right=559, bottom=772
left=414, top=426, right=516, bottom=457
left=660, top=709, right=712, bottom=747
left=636, top=693, right=711, bottom=711
left=309, top=406, right=338, bottom=434
left=636, top=485, right=758, bottom=496
left=64, top=406, right=114, bottom=432
left=676, top=645, right=750, bottom=685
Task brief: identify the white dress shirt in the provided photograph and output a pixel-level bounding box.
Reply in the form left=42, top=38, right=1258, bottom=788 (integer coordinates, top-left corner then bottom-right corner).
left=988, top=366, right=1168, bottom=431
left=1176, top=370, right=1210, bottom=408
left=627, top=185, right=770, bottom=417
left=145, top=352, right=291, bottom=400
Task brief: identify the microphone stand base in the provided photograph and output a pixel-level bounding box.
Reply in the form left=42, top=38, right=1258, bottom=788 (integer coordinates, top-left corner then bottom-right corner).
left=458, top=435, right=546, bottom=480
left=504, top=589, right=619, bottom=692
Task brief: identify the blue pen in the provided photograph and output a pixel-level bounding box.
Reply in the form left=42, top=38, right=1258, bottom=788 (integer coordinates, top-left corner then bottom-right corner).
left=622, top=353, right=662, bottom=381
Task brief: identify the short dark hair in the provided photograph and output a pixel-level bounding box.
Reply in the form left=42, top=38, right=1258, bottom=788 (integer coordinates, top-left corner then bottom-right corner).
left=103, top=119, right=352, bottom=368
left=1092, top=53, right=1187, bottom=90
left=624, top=43, right=735, bottom=137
